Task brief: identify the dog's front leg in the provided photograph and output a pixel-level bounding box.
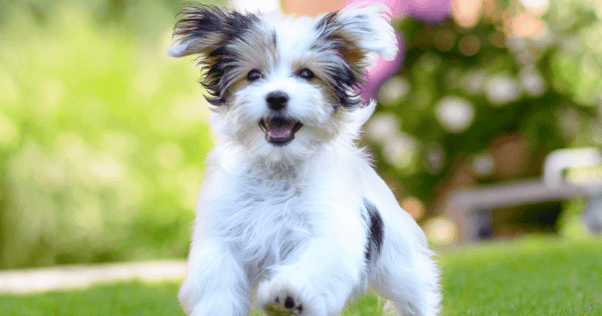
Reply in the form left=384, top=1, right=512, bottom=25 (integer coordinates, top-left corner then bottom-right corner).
left=179, top=238, right=250, bottom=316
left=257, top=206, right=366, bottom=316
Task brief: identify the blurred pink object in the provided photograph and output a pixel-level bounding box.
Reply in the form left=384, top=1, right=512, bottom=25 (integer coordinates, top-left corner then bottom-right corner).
left=345, top=0, right=451, bottom=21
left=408, top=0, right=451, bottom=23
left=345, top=0, right=451, bottom=103
left=345, top=0, right=408, bottom=18
left=360, top=34, right=405, bottom=104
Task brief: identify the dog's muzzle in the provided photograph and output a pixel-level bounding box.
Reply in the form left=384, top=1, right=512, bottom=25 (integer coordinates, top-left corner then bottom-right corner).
left=259, top=117, right=303, bottom=146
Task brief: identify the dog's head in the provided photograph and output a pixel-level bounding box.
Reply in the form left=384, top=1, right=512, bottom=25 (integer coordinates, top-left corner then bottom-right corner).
left=168, top=4, right=397, bottom=164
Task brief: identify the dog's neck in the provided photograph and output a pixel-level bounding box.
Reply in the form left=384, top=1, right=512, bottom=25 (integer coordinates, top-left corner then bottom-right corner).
left=216, top=141, right=347, bottom=185
left=247, top=152, right=325, bottom=183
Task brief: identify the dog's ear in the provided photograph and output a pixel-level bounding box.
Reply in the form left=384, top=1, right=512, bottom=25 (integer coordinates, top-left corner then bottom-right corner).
left=167, top=4, right=257, bottom=58
left=316, top=3, right=398, bottom=65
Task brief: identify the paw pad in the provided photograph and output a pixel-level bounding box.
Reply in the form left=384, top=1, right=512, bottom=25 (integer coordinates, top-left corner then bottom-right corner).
left=264, top=295, right=303, bottom=315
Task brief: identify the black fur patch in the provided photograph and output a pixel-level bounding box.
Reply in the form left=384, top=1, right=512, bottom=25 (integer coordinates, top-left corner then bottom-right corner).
left=203, top=45, right=241, bottom=106
left=272, top=30, right=278, bottom=47
left=322, top=59, right=363, bottom=109
left=313, top=12, right=365, bottom=110
left=171, top=4, right=259, bottom=106
left=363, top=198, right=384, bottom=262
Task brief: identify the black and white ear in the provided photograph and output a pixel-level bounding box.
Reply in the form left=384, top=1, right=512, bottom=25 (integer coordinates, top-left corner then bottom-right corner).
left=167, top=4, right=256, bottom=58
left=317, top=3, right=398, bottom=63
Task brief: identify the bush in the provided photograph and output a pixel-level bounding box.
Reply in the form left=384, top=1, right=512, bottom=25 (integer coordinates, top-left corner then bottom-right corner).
left=0, top=0, right=223, bottom=268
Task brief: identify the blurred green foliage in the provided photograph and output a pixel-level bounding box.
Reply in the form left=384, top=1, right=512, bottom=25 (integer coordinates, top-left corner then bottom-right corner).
left=369, top=0, right=602, bottom=210
left=2, top=0, right=602, bottom=269
left=0, top=0, right=224, bottom=268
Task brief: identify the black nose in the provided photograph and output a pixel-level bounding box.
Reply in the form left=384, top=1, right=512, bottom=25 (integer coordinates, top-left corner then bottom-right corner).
left=266, top=91, right=289, bottom=111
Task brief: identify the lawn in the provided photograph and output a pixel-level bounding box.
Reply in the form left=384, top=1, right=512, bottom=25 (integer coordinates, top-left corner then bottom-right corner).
left=2, top=236, right=601, bottom=315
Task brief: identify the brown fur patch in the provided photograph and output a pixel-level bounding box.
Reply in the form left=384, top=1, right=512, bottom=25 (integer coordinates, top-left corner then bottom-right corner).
left=291, top=53, right=339, bottom=107
left=219, top=24, right=279, bottom=105
left=231, top=27, right=279, bottom=74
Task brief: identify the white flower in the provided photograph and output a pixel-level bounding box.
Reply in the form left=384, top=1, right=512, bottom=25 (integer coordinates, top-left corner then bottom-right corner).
left=435, top=96, right=475, bottom=133
left=519, top=67, right=547, bottom=97
left=486, top=74, right=521, bottom=105
left=366, top=113, right=400, bottom=143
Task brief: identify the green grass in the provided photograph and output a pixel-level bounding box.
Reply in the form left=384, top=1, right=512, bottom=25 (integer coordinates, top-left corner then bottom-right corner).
left=0, top=281, right=184, bottom=316
left=2, top=236, right=601, bottom=315
left=440, top=236, right=602, bottom=315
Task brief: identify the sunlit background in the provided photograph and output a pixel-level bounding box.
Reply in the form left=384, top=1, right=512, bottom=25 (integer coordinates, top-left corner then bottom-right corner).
left=1, top=0, right=601, bottom=269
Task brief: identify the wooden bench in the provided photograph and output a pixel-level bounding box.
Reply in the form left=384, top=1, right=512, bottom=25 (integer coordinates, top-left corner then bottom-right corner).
left=444, top=148, right=602, bottom=243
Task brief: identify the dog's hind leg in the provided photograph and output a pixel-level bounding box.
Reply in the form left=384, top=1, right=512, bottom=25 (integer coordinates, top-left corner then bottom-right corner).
left=372, top=250, right=441, bottom=316
left=370, top=216, right=441, bottom=316
left=372, top=235, right=441, bottom=316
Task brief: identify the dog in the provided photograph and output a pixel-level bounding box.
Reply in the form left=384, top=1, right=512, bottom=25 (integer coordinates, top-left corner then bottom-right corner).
left=167, top=3, right=441, bottom=316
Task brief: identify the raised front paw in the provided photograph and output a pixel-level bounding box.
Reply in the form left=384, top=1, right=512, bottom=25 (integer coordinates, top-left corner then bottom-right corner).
left=263, top=293, right=304, bottom=316
left=258, top=277, right=313, bottom=316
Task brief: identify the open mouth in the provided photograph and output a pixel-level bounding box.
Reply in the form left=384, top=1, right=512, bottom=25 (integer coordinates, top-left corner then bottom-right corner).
left=259, top=117, right=303, bottom=146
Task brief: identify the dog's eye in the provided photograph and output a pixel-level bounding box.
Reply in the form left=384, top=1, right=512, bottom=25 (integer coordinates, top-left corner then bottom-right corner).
left=298, top=68, right=315, bottom=81
left=247, top=69, right=263, bottom=82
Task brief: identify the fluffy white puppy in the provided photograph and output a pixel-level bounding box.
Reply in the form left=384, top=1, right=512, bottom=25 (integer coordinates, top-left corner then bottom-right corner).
left=168, top=3, right=441, bottom=316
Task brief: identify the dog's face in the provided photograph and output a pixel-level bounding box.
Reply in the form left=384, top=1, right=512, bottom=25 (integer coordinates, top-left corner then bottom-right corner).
left=168, top=4, right=397, bottom=164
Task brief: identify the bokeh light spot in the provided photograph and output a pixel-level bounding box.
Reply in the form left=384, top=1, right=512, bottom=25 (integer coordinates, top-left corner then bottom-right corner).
left=401, top=196, right=425, bottom=220
left=383, top=134, right=418, bottom=171
left=0, top=112, right=19, bottom=147
left=424, top=217, right=458, bottom=245
left=378, top=76, right=411, bottom=105
left=435, top=96, right=475, bottom=133
left=472, top=151, right=495, bottom=177
left=486, top=74, right=521, bottom=105
left=366, top=113, right=401, bottom=143
left=459, top=35, right=481, bottom=56
left=155, top=142, right=183, bottom=170
left=453, top=0, right=483, bottom=29
left=434, top=29, right=457, bottom=51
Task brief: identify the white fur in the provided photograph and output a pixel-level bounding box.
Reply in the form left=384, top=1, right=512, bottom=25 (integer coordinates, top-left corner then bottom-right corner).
left=335, top=3, right=398, bottom=61
left=171, top=3, right=441, bottom=316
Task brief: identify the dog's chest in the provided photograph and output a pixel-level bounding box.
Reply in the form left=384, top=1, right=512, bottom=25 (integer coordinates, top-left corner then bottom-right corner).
left=215, top=175, right=315, bottom=265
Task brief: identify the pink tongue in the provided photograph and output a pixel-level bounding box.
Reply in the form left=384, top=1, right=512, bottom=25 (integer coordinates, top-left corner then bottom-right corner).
left=267, top=119, right=295, bottom=139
